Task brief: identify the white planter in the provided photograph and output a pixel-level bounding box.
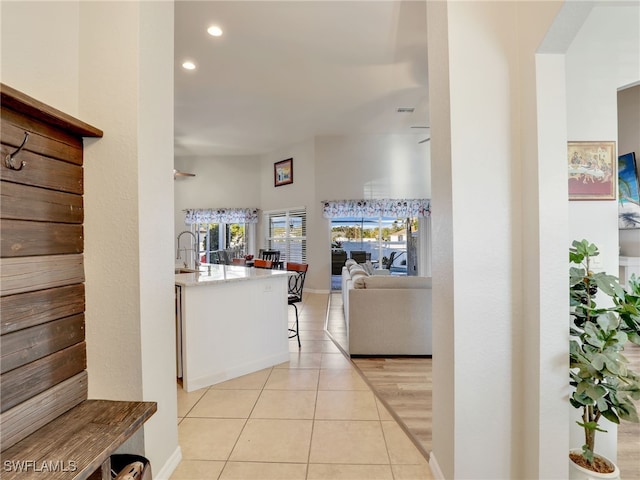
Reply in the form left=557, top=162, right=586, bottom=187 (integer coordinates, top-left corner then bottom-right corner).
left=569, top=449, right=620, bottom=480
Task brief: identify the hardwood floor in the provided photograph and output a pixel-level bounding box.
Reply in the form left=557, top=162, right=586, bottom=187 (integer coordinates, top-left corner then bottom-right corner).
left=618, top=342, right=640, bottom=479
left=351, top=356, right=432, bottom=457
left=326, top=293, right=640, bottom=477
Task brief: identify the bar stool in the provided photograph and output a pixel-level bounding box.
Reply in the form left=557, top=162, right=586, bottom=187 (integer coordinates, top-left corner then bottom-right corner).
left=286, top=262, right=308, bottom=348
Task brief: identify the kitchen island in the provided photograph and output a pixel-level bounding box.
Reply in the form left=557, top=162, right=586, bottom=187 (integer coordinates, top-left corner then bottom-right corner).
left=175, top=264, right=289, bottom=392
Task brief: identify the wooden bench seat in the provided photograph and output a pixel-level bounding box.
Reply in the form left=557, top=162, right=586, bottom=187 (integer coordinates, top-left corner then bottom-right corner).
left=1, top=400, right=157, bottom=480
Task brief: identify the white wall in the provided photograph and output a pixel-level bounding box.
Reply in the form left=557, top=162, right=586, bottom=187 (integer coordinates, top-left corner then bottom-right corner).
left=174, top=154, right=261, bottom=244
left=260, top=139, right=323, bottom=287
left=618, top=85, right=640, bottom=256
left=427, top=1, right=566, bottom=478
left=315, top=134, right=431, bottom=200
left=1, top=1, right=179, bottom=476
left=0, top=1, right=80, bottom=113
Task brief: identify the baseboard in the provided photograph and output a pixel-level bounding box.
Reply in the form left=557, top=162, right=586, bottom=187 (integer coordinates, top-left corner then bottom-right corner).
left=429, top=451, right=445, bottom=480
left=153, top=445, right=182, bottom=480
left=183, top=352, right=290, bottom=392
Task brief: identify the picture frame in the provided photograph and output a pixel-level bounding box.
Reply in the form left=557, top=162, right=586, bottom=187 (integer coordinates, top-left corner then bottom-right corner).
left=618, top=151, right=640, bottom=229
left=568, top=141, right=616, bottom=200
left=274, top=158, right=293, bottom=187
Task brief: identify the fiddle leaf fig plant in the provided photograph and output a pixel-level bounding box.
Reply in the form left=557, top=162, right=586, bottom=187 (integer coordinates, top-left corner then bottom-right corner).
left=569, top=240, right=640, bottom=470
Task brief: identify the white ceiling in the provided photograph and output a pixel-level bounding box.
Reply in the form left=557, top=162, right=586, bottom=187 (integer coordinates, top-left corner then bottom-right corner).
left=174, top=1, right=429, bottom=158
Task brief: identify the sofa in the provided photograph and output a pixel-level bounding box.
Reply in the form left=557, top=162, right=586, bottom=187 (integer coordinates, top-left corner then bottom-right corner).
left=341, top=259, right=432, bottom=356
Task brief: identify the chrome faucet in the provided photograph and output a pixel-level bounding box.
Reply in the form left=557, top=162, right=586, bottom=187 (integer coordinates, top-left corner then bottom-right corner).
left=177, top=230, right=200, bottom=269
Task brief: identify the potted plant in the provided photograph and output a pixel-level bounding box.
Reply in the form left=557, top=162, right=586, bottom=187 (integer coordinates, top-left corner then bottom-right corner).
left=569, top=239, right=640, bottom=478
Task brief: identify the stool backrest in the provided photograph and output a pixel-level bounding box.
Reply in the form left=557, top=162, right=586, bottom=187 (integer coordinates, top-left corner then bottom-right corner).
left=254, top=259, right=273, bottom=269
left=286, top=262, right=308, bottom=299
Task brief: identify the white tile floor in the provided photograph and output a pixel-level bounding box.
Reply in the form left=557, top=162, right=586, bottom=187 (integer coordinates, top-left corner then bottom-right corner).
left=171, top=293, right=433, bottom=480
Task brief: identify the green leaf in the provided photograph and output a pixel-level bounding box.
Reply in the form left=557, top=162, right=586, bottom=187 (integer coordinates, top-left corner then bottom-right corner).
left=585, top=384, right=607, bottom=401
left=582, top=444, right=594, bottom=464
left=616, top=399, right=640, bottom=423
left=601, top=408, right=621, bottom=424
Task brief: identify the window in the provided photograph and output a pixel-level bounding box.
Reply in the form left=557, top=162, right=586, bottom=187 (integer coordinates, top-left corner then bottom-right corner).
left=330, top=216, right=417, bottom=276
left=265, top=208, right=307, bottom=263
left=195, top=222, right=247, bottom=263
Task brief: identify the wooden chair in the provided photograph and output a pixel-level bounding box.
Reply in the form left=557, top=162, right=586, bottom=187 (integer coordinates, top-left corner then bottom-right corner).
left=253, top=258, right=273, bottom=269
left=232, top=258, right=246, bottom=266
left=286, top=262, right=308, bottom=348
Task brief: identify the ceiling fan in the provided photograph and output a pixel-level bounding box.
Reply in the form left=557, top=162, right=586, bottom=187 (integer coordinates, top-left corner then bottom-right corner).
left=174, top=169, right=196, bottom=179
left=412, top=126, right=430, bottom=144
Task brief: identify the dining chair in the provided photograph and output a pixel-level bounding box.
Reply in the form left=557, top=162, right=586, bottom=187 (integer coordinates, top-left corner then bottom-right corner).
left=232, top=258, right=246, bottom=266
left=286, top=262, right=308, bottom=348
left=350, top=250, right=369, bottom=264
left=253, top=258, right=273, bottom=269
left=260, top=249, right=280, bottom=262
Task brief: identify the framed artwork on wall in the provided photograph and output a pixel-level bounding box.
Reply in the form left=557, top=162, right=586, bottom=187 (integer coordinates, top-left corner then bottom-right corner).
left=568, top=141, right=616, bottom=200
left=274, top=158, right=293, bottom=187
left=618, top=151, right=640, bottom=229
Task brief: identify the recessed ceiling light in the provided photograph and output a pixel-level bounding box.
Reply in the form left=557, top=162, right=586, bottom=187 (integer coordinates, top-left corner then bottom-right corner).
left=182, top=61, right=196, bottom=70
left=207, top=25, right=223, bottom=37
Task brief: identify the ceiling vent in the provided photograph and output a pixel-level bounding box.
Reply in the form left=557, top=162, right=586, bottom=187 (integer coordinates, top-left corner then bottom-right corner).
left=396, top=107, right=415, bottom=113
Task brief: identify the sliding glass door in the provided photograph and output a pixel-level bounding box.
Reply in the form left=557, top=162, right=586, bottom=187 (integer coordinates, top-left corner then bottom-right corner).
left=330, top=216, right=418, bottom=283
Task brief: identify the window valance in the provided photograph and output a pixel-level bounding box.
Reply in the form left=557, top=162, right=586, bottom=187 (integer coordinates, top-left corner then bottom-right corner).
left=321, top=199, right=430, bottom=219
left=184, top=208, right=260, bottom=224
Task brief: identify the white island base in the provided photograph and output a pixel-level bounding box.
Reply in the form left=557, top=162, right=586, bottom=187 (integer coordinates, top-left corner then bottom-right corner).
left=176, top=265, right=289, bottom=392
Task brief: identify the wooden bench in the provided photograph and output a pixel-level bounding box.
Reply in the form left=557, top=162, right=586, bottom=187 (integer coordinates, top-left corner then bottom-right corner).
left=0, top=84, right=156, bottom=479
left=1, top=400, right=156, bottom=480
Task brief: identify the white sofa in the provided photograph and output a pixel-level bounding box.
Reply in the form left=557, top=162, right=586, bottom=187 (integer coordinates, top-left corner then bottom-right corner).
left=341, top=260, right=432, bottom=356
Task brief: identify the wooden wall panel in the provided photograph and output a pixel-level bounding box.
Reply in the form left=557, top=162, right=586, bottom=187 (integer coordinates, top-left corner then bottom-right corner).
left=1, top=118, right=83, bottom=165
left=1, top=314, right=85, bottom=374
left=0, top=145, right=83, bottom=194
left=1, top=284, right=85, bottom=335
left=0, top=371, right=88, bottom=451
left=0, top=254, right=84, bottom=296
left=1, top=181, right=83, bottom=223
left=1, top=220, right=83, bottom=257
left=0, top=342, right=86, bottom=412
left=0, top=84, right=102, bottom=454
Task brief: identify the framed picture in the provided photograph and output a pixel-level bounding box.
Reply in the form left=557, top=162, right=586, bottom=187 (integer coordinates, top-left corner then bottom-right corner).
left=274, top=158, right=293, bottom=187
left=568, top=141, right=616, bottom=200
left=618, top=152, right=640, bottom=229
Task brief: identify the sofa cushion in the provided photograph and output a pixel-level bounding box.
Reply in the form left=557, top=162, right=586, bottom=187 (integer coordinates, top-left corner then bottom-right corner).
left=350, top=270, right=369, bottom=283
left=353, top=275, right=432, bottom=289
left=345, top=259, right=358, bottom=269
left=362, top=261, right=375, bottom=275
left=348, top=264, right=366, bottom=274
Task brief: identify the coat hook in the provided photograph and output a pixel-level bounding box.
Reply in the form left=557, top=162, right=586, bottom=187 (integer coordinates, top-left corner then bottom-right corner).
left=5, top=132, right=29, bottom=171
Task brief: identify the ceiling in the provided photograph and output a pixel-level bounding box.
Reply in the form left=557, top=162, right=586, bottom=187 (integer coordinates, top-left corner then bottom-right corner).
left=174, top=1, right=430, bottom=158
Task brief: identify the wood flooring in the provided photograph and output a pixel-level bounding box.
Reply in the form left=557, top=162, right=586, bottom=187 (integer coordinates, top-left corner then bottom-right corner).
left=326, top=293, right=640, bottom=477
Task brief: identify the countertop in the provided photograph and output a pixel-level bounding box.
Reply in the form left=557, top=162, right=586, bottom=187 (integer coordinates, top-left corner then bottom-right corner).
left=175, top=264, right=288, bottom=287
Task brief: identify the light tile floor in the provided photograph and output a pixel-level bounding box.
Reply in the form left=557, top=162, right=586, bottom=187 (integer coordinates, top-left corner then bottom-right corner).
left=171, top=292, right=433, bottom=480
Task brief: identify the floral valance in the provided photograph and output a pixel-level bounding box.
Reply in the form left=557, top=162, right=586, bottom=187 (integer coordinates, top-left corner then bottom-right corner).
left=184, top=208, right=260, bottom=225
left=321, top=199, right=430, bottom=219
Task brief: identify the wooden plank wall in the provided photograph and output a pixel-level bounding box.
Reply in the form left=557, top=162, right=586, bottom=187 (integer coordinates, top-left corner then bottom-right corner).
left=0, top=83, right=102, bottom=451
